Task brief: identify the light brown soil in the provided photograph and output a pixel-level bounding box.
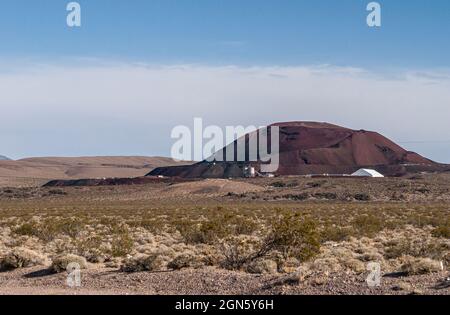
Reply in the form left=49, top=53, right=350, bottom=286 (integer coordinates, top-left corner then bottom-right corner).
left=0, top=156, right=192, bottom=188
left=162, top=179, right=265, bottom=196
left=0, top=266, right=448, bottom=295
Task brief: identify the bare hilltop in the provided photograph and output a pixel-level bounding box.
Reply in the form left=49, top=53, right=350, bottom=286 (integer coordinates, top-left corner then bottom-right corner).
left=0, top=156, right=191, bottom=188
left=150, top=121, right=449, bottom=178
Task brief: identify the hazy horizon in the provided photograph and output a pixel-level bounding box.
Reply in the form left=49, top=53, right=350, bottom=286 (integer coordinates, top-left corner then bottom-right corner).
left=1, top=1, right=449, bottom=162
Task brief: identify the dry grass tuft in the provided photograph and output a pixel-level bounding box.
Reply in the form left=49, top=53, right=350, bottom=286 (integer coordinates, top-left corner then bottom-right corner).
left=51, top=254, right=87, bottom=273
left=0, top=247, right=47, bottom=270
left=400, top=256, right=443, bottom=275
left=120, top=254, right=166, bottom=273
left=167, top=253, right=204, bottom=270
left=245, top=259, right=278, bottom=274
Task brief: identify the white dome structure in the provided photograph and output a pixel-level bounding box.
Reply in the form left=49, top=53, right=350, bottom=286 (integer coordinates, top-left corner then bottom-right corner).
left=351, top=168, right=384, bottom=178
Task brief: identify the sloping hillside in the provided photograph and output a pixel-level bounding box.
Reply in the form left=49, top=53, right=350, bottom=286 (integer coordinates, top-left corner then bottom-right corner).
left=149, top=122, right=448, bottom=178
left=0, top=156, right=192, bottom=187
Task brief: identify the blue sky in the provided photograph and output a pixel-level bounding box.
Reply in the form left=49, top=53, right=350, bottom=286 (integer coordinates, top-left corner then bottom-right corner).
left=1, top=1, right=450, bottom=162
left=1, top=0, right=449, bottom=68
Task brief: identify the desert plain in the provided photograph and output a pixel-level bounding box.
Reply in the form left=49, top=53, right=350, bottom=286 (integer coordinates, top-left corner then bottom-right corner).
left=0, top=161, right=448, bottom=295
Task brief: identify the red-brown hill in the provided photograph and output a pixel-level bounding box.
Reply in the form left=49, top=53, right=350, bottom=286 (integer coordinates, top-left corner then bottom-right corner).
left=148, top=122, right=449, bottom=178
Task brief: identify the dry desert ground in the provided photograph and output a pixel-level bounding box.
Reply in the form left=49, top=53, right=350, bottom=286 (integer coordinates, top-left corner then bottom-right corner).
left=0, top=174, right=449, bottom=295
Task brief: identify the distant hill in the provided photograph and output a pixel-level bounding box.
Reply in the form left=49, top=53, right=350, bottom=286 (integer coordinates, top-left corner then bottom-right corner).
left=149, top=121, right=449, bottom=178
left=0, top=155, right=11, bottom=161
left=0, top=156, right=193, bottom=187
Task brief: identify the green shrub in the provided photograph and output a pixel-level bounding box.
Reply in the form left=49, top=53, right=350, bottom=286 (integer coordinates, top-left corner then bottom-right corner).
left=128, top=218, right=166, bottom=234
left=111, top=231, right=134, bottom=257
left=175, top=215, right=237, bottom=244
left=52, top=217, right=85, bottom=238
left=352, top=214, right=383, bottom=237
left=320, top=225, right=353, bottom=242
left=231, top=217, right=257, bottom=235
left=13, top=221, right=40, bottom=238
left=267, top=213, right=320, bottom=262
left=432, top=225, right=450, bottom=239
left=221, top=213, right=321, bottom=270
left=13, top=217, right=85, bottom=241
left=385, top=238, right=448, bottom=260
left=221, top=236, right=262, bottom=270
left=76, top=236, right=105, bottom=262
